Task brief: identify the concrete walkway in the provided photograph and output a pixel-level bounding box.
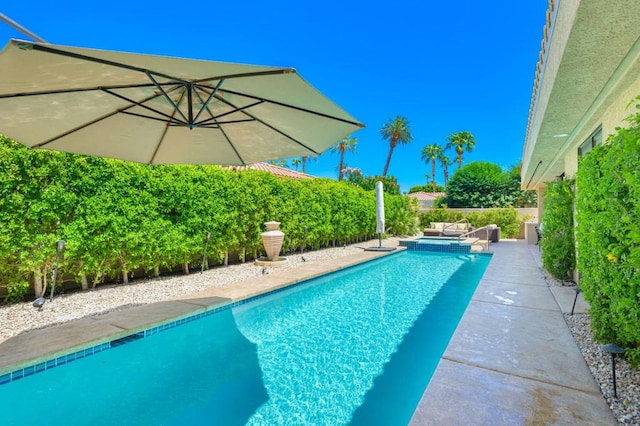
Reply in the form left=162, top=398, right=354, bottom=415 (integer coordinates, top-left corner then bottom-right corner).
left=410, top=240, right=615, bottom=425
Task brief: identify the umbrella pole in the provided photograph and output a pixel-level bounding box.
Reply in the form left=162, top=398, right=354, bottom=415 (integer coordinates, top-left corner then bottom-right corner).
left=0, top=13, right=48, bottom=43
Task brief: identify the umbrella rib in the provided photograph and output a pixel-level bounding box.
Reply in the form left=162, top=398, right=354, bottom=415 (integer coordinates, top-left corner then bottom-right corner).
left=192, top=79, right=224, bottom=124
left=145, top=72, right=190, bottom=124
left=0, top=82, right=169, bottom=99
left=215, top=123, right=246, bottom=165
left=26, top=42, right=294, bottom=90
left=32, top=92, right=165, bottom=148
left=191, top=69, right=295, bottom=83
left=212, top=95, right=319, bottom=155
left=218, top=88, right=364, bottom=128
left=195, top=100, right=263, bottom=126
left=101, top=88, right=187, bottom=126
left=29, top=43, right=191, bottom=85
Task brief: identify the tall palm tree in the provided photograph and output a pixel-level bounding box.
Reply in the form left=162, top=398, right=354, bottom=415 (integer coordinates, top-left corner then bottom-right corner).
left=438, top=153, right=453, bottom=187
left=291, top=158, right=301, bottom=171
left=421, top=144, right=443, bottom=193
left=445, top=131, right=476, bottom=169
left=380, top=116, right=413, bottom=177
left=330, top=137, right=358, bottom=181
left=301, top=155, right=314, bottom=174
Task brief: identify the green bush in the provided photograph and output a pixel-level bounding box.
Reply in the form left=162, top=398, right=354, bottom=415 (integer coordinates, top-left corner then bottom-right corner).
left=4, top=281, right=29, bottom=303
left=540, top=179, right=576, bottom=280
left=575, top=101, right=640, bottom=365
left=0, top=135, right=413, bottom=301
left=418, top=206, right=522, bottom=238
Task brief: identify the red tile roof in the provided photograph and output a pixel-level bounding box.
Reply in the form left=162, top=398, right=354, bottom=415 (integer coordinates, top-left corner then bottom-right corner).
left=407, top=191, right=446, bottom=201
left=226, top=162, right=315, bottom=179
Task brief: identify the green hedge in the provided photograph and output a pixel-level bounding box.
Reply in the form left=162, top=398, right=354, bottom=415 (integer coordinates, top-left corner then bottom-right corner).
left=575, top=103, right=640, bottom=365
left=540, top=179, right=576, bottom=280
left=0, top=136, right=412, bottom=302
left=418, top=206, right=522, bottom=238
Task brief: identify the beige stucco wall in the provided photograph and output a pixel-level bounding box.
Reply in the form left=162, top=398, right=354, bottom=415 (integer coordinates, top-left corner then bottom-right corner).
left=561, top=79, right=640, bottom=180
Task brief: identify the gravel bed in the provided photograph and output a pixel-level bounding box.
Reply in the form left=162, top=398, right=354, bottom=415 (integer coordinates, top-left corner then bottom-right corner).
left=0, top=237, right=401, bottom=343
left=542, top=270, right=639, bottom=425
left=565, top=314, right=640, bottom=425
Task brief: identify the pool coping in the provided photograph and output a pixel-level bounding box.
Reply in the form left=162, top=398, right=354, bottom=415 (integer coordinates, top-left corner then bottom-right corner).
left=0, top=245, right=406, bottom=377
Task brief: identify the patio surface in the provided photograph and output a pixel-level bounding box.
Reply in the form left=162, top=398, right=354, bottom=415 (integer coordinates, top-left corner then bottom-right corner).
left=410, top=240, right=614, bottom=425
left=0, top=240, right=615, bottom=424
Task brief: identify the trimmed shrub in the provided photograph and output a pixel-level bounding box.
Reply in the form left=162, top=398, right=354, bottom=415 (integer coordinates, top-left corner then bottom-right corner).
left=575, top=101, right=640, bottom=365
left=540, top=179, right=576, bottom=280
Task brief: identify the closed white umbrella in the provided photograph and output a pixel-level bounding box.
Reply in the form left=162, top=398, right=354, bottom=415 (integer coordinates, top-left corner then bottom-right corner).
left=366, top=181, right=396, bottom=251
left=0, top=39, right=363, bottom=165
left=375, top=180, right=385, bottom=234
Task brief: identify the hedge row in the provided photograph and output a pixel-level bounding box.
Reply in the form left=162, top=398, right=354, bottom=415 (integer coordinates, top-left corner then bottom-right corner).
left=418, top=206, right=523, bottom=238
left=575, top=103, right=640, bottom=365
left=540, top=179, right=576, bottom=280
left=0, top=136, right=413, bottom=302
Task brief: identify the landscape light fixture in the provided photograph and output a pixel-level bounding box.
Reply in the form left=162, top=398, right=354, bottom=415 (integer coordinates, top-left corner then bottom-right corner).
left=601, top=343, right=625, bottom=398
left=570, top=286, right=581, bottom=315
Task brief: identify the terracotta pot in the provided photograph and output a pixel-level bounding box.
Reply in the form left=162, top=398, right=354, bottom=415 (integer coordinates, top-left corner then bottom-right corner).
left=261, top=221, right=284, bottom=261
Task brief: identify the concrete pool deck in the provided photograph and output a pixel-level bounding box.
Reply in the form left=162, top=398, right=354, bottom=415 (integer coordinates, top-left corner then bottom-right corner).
left=410, top=240, right=615, bottom=425
left=0, top=240, right=615, bottom=424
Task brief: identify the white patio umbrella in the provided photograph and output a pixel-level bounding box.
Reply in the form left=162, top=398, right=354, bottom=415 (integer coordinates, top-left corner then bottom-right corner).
left=0, top=39, right=363, bottom=165
left=365, top=181, right=396, bottom=252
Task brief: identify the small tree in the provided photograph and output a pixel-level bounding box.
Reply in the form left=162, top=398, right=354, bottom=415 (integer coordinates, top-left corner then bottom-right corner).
left=541, top=179, right=575, bottom=280
left=442, top=161, right=518, bottom=208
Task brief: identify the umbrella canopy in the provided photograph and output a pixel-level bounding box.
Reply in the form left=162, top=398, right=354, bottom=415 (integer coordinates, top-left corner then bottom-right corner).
left=0, top=39, right=363, bottom=165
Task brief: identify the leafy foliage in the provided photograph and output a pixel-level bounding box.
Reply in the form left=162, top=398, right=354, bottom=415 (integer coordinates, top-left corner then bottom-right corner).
left=342, top=169, right=401, bottom=195
left=418, top=206, right=523, bottom=238
left=440, top=161, right=536, bottom=208
left=0, top=136, right=413, bottom=302
left=445, top=131, right=476, bottom=170
left=408, top=184, right=445, bottom=193
left=540, top=179, right=576, bottom=280
left=575, top=101, right=640, bottom=365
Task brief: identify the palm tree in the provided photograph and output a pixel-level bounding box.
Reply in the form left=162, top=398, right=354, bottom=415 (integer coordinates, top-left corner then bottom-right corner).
left=380, top=116, right=413, bottom=177
left=438, top=153, right=453, bottom=187
left=445, top=131, right=476, bottom=169
left=301, top=154, right=317, bottom=174
left=291, top=158, right=301, bottom=171
left=330, top=137, right=358, bottom=181
left=421, top=144, right=443, bottom=193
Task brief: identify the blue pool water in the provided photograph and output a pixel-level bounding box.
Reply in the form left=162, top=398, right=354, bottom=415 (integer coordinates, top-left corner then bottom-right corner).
left=417, top=237, right=461, bottom=244
left=0, top=250, right=490, bottom=425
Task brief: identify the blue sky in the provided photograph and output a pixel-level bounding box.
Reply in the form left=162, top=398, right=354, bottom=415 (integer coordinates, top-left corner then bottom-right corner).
left=1, top=1, right=548, bottom=193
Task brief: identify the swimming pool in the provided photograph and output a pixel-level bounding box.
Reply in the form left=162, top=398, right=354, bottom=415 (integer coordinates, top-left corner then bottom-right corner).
left=399, top=237, right=473, bottom=253
left=0, top=250, right=490, bottom=425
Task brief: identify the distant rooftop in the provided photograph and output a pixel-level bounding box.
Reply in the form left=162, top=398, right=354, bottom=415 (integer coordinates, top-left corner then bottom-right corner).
left=226, top=162, right=315, bottom=180
left=407, top=191, right=445, bottom=202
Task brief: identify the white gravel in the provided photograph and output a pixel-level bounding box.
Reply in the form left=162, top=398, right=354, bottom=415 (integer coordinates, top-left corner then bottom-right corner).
left=0, top=237, right=401, bottom=343
left=543, top=271, right=639, bottom=425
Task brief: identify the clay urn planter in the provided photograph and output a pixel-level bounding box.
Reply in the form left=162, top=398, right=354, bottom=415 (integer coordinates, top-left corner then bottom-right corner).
left=261, top=221, right=285, bottom=261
